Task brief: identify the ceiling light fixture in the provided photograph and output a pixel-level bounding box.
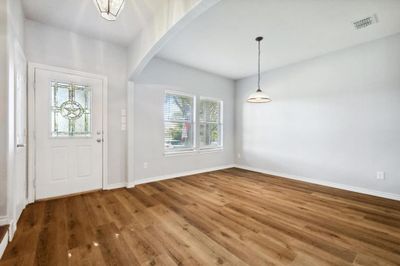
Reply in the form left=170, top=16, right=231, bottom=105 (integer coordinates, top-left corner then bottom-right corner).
left=247, top=36, right=271, bottom=103
left=93, top=0, right=125, bottom=21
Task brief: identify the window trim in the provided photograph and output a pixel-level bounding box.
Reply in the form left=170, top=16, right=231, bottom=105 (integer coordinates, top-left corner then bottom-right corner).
left=164, top=90, right=196, bottom=154
left=199, top=96, right=223, bottom=150
left=163, top=91, right=224, bottom=156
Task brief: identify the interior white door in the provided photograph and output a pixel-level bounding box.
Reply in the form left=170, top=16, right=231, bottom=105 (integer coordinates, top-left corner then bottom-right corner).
left=14, top=43, right=27, bottom=215
left=35, top=68, right=104, bottom=200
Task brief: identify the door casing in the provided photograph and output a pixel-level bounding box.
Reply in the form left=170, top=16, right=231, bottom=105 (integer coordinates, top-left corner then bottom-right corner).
left=27, top=63, right=108, bottom=203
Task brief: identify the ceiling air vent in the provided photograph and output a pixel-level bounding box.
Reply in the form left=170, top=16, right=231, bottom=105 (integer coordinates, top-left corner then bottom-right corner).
left=353, top=14, right=379, bottom=30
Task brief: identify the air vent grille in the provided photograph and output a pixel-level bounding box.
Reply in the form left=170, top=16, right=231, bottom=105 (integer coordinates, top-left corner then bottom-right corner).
left=353, top=14, right=378, bottom=30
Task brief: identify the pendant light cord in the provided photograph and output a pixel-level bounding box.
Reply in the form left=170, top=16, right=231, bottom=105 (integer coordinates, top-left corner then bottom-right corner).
left=248, top=36, right=271, bottom=103
left=257, top=38, right=261, bottom=92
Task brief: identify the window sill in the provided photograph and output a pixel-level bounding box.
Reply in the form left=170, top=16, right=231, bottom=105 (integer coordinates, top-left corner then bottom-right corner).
left=164, top=150, right=197, bottom=157
left=199, top=147, right=224, bottom=154
left=164, top=147, right=223, bottom=157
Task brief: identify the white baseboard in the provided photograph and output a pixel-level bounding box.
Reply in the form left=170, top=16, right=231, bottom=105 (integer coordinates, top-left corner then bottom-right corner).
left=235, top=164, right=400, bottom=201
left=126, top=182, right=136, bottom=188
left=8, top=220, right=16, bottom=241
left=7, top=201, right=27, bottom=241
left=103, top=182, right=127, bottom=190
left=0, top=229, right=8, bottom=259
left=134, top=164, right=236, bottom=185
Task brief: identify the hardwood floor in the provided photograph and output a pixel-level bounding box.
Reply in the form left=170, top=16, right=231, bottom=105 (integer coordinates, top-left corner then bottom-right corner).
left=1, top=168, right=400, bottom=265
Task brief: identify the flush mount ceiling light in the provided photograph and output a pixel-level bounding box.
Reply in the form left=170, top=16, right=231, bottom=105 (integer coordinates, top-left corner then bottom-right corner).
left=247, top=36, right=272, bottom=103
left=93, top=0, right=125, bottom=21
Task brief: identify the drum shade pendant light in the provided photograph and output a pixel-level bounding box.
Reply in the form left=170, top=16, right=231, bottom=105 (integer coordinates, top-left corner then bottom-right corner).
left=247, top=37, right=272, bottom=103
left=94, top=0, right=125, bottom=21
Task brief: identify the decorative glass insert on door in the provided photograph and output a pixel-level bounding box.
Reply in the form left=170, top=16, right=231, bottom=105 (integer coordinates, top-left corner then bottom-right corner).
left=51, top=82, right=91, bottom=137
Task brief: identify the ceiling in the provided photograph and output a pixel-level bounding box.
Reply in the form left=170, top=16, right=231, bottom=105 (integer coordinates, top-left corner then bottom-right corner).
left=158, top=0, right=400, bottom=79
left=22, top=0, right=160, bottom=46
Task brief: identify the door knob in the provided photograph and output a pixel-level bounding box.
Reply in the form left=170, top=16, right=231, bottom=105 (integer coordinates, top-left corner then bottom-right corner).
left=96, top=138, right=102, bottom=143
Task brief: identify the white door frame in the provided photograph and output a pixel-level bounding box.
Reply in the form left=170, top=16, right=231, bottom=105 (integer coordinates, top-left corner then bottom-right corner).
left=27, top=63, right=108, bottom=203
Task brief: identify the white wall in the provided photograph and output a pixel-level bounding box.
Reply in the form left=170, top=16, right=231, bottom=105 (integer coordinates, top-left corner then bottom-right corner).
left=133, top=57, right=235, bottom=181
left=0, top=0, right=8, bottom=218
left=128, top=0, right=199, bottom=77
left=24, top=20, right=128, bottom=186
left=236, top=34, right=400, bottom=196
left=7, top=0, right=24, bottom=47
left=127, top=0, right=220, bottom=78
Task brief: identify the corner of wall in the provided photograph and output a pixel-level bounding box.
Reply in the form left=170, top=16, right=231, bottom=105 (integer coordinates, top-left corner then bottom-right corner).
left=233, top=79, right=240, bottom=165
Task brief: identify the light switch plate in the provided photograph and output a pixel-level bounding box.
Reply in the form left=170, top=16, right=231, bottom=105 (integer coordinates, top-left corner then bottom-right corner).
left=376, top=171, right=385, bottom=180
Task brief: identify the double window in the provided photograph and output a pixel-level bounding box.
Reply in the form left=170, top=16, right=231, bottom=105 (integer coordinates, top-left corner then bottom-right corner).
left=164, top=91, right=223, bottom=153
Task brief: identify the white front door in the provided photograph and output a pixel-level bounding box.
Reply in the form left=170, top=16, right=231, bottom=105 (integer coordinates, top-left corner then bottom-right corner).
left=35, top=68, right=104, bottom=200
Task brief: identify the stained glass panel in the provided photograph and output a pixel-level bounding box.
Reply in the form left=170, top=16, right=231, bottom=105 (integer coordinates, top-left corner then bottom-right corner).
left=51, top=82, right=91, bottom=137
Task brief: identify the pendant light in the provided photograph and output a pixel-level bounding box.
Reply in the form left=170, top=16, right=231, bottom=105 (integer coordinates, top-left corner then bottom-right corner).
left=247, top=36, right=272, bottom=103
left=93, top=0, right=125, bottom=21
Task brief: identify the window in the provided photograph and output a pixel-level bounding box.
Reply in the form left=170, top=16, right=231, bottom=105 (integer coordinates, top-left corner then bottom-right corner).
left=51, top=82, right=91, bottom=137
left=164, top=92, right=195, bottom=152
left=199, top=98, right=223, bottom=149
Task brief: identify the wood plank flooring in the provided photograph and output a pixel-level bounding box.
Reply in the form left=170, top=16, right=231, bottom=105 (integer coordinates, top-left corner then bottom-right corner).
left=1, top=168, right=400, bottom=265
